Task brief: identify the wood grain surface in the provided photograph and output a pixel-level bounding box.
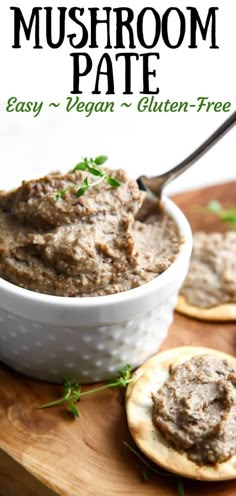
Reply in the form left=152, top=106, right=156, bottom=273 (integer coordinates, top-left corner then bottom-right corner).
left=0, top=450, right=56, bottom=496
left=0, top=182, right=235, bottom=496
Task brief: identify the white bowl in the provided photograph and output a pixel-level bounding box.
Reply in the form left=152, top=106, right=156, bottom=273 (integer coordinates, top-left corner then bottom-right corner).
left=0, top=196, right=192, bottom=383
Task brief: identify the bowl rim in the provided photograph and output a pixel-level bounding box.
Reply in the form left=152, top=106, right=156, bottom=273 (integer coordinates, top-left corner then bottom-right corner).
left=0, top=196, right=192, bottom=308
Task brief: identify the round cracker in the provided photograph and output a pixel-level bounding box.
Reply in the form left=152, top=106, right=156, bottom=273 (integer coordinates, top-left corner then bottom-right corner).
left=126, top=346, right=236, bottom=480
left=176, top=295, right=236, bottom=322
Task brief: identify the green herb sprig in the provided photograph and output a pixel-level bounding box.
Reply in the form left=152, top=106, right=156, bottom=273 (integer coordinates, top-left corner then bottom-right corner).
left=194, top=200, right=236, bottom=228
left=206, top=200, right=236, bottom=226
left=123, top=441, right=185, bottom=495
left=177, top=479, right=185, bottom=496
left=123, top=441, right=174, bottom=479
left=38, top=365, right=132, bottom=418
left=56, top=155, right=121, bottom=199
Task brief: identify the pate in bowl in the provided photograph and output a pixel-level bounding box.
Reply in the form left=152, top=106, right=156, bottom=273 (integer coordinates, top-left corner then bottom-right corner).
left=0, top=163, right=192, bottom=382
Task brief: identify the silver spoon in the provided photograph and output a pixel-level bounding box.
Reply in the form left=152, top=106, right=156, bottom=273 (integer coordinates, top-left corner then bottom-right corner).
left=137, top=110, right=236, bottom=199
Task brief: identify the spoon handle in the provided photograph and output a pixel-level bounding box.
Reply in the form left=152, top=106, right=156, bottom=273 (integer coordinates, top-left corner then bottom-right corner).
left=141, top=110, right=236, bottom=196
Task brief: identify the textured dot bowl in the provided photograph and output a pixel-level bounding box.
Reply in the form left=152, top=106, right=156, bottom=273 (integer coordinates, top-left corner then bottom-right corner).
left=0, top=196, right=192, bottom=383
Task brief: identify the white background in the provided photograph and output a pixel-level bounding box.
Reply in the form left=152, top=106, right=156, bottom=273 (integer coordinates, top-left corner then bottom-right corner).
left=0, top=0, right=235, bottom=195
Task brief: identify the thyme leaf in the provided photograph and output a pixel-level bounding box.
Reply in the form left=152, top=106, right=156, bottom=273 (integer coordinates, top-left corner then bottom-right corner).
left=56, top=156, right=121, bottom=199
left=72, top=162, right=87, bottom=172
left=106, top=176, right=122, bottom=187
left=37, top=365, right=132, bottom=418
left=68, top=400, right=80, bottom=418
left=177, top=479, right=185, bottom=496
left=141, top=467, right=150, bottom=481
left=207, top=200, right=221, bottom=214
left=87, top=166, right=105, bottom=177
left=75, top=187, right=88, bottom=198
left=55, top=189, right=68, bottom=199
left=94, top=155, right=108, bottom=165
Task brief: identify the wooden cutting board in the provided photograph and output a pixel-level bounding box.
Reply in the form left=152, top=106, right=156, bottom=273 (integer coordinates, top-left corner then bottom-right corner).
left=0, top=181, right=235, bottom=496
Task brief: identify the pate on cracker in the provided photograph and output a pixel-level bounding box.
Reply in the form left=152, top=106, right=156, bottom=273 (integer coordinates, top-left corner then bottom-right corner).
left=126, top=347, right=236, bottom=481
left=176, top=232, right=236, bottom=321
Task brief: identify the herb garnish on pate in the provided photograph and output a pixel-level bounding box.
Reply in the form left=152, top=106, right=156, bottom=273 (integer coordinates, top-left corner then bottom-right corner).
left=56, top=155, right=121, bottom=199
